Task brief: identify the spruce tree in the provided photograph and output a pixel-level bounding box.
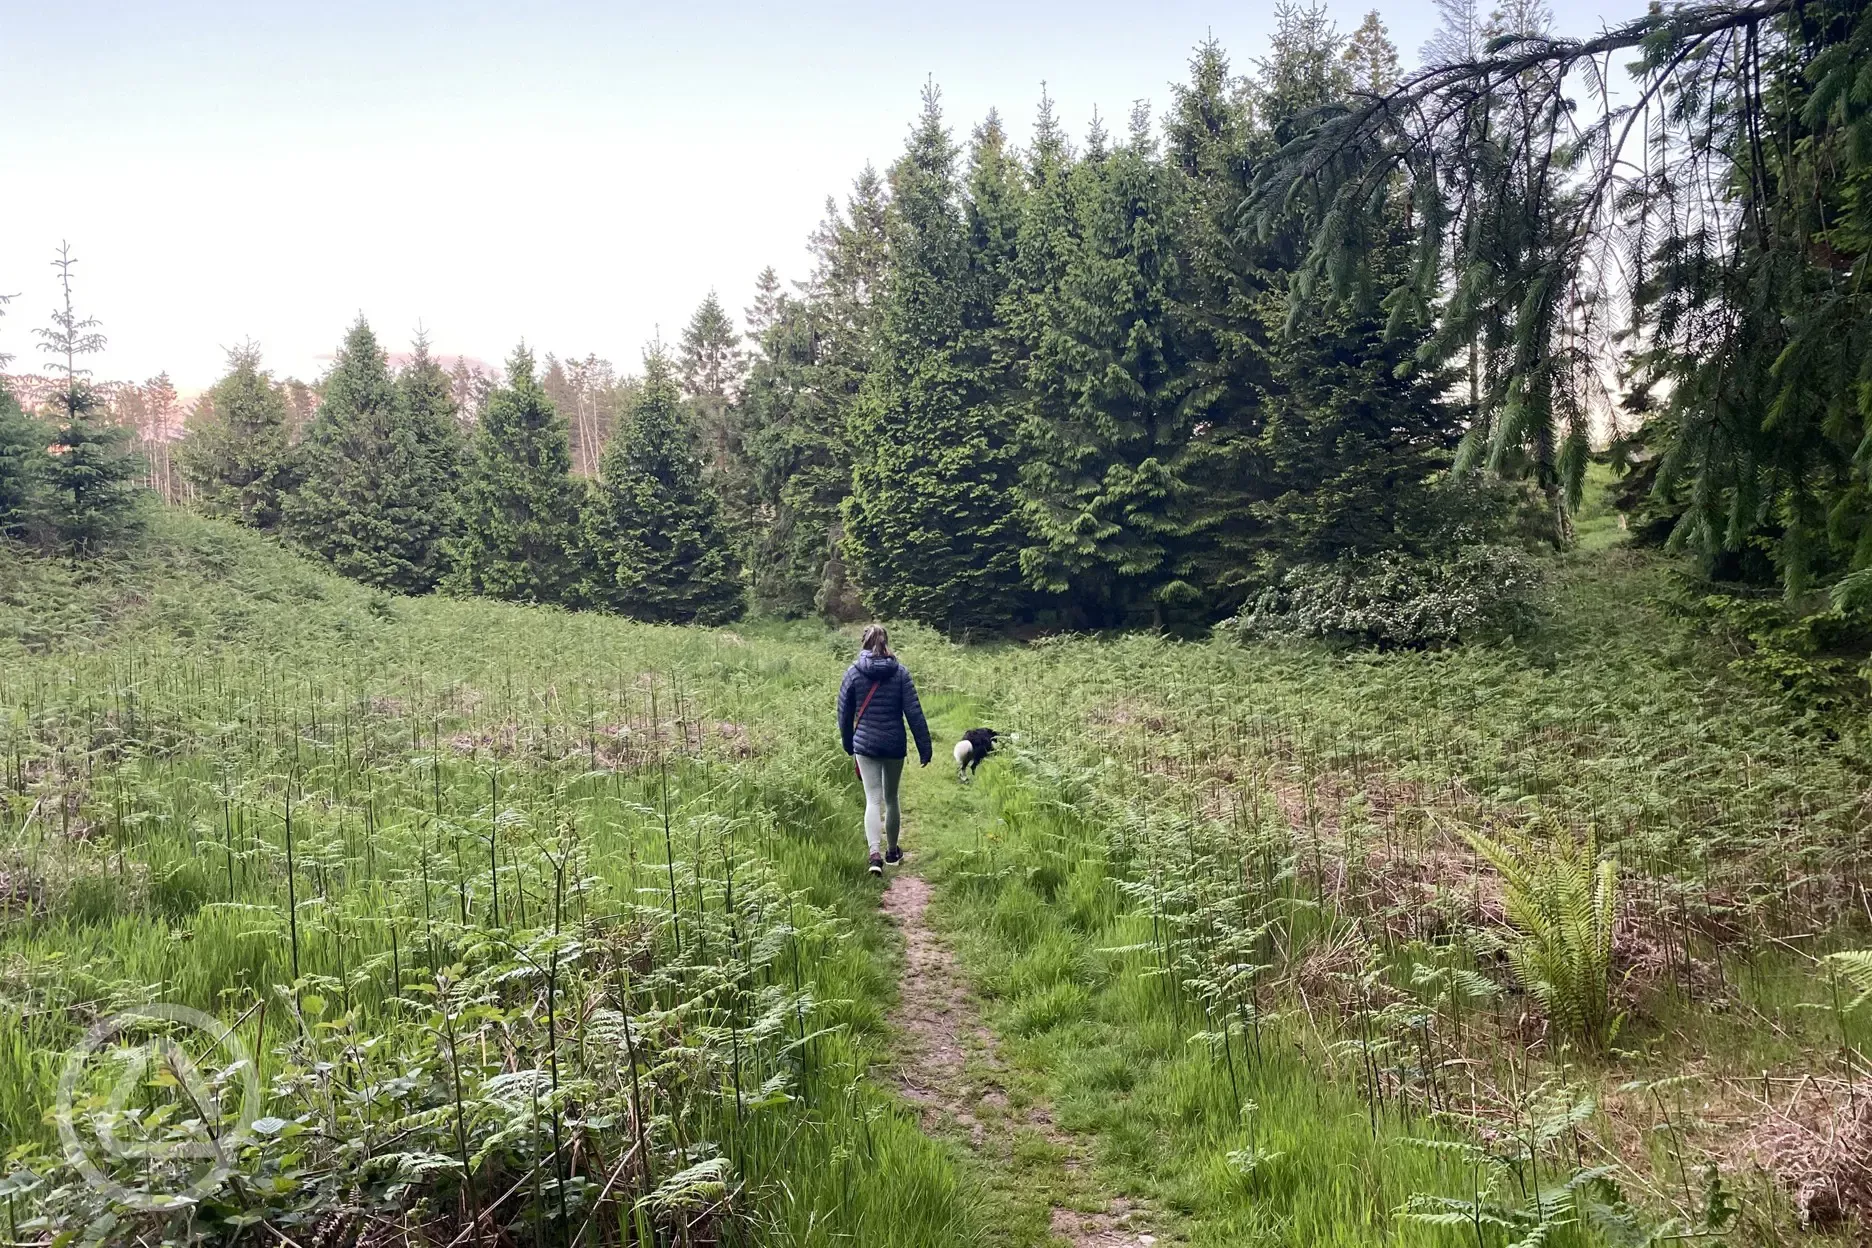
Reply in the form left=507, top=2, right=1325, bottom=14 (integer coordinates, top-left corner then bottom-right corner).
left=583, top=349, right=744, bottom=624
left=1163, top=40, right=1278, bottom=612
left=677, top=292, right=752, bottom=529
left=799, top=166, right=892, bottom=618
left=741, top=293, right=837, bottom=616
left=0, top=298, right=47, bottom=542
left=448, top=346, right=584, bottom=604
left=36, top=245, right=143, bottom=554
left=395, top=332, right=466, bottom=544
left=1251, top=8, right=1463, bottom=573
left=180, top=343, right=300, bottom=529
left=1018, top=106, right=1194, bottom=626
left=843, top=84, right=1030, bottom=634
left=288, top=318, right=458, bottom=593
left=0, top=383, right=46, bottom=542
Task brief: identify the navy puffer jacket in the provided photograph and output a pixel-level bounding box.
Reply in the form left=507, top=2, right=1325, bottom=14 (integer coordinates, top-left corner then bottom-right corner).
left=837, top=651, right=932, bottom=763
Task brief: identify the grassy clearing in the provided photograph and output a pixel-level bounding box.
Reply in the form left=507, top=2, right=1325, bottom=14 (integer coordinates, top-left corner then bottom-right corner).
left=0, top=511, right=980, bottom=1245
left=916, top=534, right=1870, bottom=1245
left=3, top=506, right=1869, bottom=1246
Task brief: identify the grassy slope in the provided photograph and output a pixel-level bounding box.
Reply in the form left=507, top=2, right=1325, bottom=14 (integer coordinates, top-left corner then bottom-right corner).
left=905, top=524, right=1870, bottom=1244
left=0, top=512, right=984, bottom=1245
left=4, top=506, right=1867, bottom=1246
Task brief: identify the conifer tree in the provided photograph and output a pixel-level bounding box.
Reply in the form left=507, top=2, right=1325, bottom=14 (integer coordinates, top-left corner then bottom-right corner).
left=0, top=296, right=46, bottom=541
left=448, top=346, right=583, bottom=604
left=1162, top=40, right=1276, bottom=611
left=1250, top=8, right=1466, bottom=574
left=799, top=166, right=892, bottom=618
left=1018, top=106, right=1196, bottom=626
left=180, top=343, right=300, bottom=529
left=741, top=292, right=837, bottom=615
left=844, top=84, right=1030, bottom=634
left=746, top=266, right=785, bottom=339
left=288, top=318, right=459, bottom=592
left=0, top=384, right=45, bottom=542
left=740, top=169, right=893, bottom=618
left=36, top=245, right=143, bottom=553
left=1343, top=11, right=1402, bottom=92
left=395, top=332, right=466, bottom=536
left=583, top=349, right=744, bottom=624
left=678, top=291, right=750, bottom=526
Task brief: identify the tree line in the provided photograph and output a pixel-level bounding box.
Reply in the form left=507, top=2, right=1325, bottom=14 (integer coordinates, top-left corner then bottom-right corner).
left=10, top=0, right=1863, bottom=646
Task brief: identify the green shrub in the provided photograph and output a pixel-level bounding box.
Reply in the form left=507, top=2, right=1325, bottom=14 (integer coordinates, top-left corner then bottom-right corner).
left=1465, top=825, right=1620, bottom=1052
left=1672, top=582, right=1870, bottom=716
left=1230, top=545, right=1541, bottom=648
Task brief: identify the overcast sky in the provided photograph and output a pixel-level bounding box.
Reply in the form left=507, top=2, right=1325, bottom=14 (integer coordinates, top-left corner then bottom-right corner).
left=0, top=0, right=1647, bottom=390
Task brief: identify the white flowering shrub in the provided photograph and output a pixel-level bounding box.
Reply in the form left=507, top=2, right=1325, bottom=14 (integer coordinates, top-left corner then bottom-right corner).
left=1229, top=546, right=1542, bottom=647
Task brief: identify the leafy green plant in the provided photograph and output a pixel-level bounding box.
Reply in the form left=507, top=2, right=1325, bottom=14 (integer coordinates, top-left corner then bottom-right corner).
left=1231, top=545, right=1541, bottom=648
left=1828, top=950, right=1872, bottom=1012
left=1462, top=826, right=1620, bottom=1052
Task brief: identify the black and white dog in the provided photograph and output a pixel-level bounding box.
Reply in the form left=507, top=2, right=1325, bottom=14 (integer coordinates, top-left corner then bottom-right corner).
left=953, top=728, right=999, bottom=782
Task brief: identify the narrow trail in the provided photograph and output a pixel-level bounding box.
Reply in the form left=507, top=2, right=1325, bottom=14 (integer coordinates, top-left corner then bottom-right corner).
left=880, top=865, right=1158, bottom=1248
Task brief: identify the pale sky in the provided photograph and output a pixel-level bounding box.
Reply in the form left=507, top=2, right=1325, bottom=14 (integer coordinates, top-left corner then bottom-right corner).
left=1, top=0, right=1645, bottom=391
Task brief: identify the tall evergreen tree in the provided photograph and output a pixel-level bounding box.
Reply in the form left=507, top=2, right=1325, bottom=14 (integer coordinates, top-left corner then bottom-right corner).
left=0, top=296, right=47, bottom=541
left=741, top=293, right=839, bottom=615
left=1343, top=11, right=1402, bottom=92
left=288, top=318, right=459, bottom=592
left=448, top=346, right=584, bottom=604
left=1018, top=106, right=1196, bottom=625
left=583, top=349, right=744, bottom=624
left=740, top=170, right=894, bottom=618
left=678, top=292, right=751, bottom=525
left=36, top=245, right=142, bottom=553
left=844, top=84, right=1030, bottom=634
left=1249, top=6, right=1464, bottom=572
left=180, top=343, right=300, bottom=529
left=799, top=166, right=892, bottom=618
left=1164, top=40, right=1277, bottom=611
left=0, top=384, right=45, bottom=542
left=395, top=332, right=466, bottom=541
left=746, top=266, right=785, bottom=339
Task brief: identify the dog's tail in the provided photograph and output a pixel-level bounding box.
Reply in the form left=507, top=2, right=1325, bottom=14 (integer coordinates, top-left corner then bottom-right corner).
left=953, top=739, right=972, bottom=765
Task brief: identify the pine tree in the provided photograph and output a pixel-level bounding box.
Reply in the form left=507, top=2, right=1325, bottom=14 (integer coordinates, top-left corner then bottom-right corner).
left=746, top=266, right=785, bottom=340
left=1252, top=7, right=1463, bottom=573
left=583, top=349, right=744, bottom=624
left=287, top=318, right=459, bottom=593
left=36, top=245, right=142, bottom=554
left=0, top=384, right=46, bottom=542
left=739, top=169, right=893, bottom=618
left=741, top=292, right=837, bottom=616
left=1164, top=39, right=1276, bottom=612
left=395, top=333, right=466, bottom=545
left=0, top=296, right=46, bottom=541
left=677, top=291, right=751, bottom=527
left=799, top=166, right=892, bottom=618
left=843, top=84, right=1030, bottom=634
left=1343, top=11, right=1402, bottom=92
left=180, top=342, right=300, bottom=529
left=448, top=346, right=584, bottom=604
left=1018, top=105, right=1195, bottom=625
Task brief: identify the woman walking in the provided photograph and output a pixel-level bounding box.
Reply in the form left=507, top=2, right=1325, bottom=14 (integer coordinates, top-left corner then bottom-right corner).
left=838, top=625, right=933, bottom=875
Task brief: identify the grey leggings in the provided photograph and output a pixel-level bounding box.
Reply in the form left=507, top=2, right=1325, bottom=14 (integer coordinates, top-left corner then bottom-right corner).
left=855, top=754, right=904, bottom=855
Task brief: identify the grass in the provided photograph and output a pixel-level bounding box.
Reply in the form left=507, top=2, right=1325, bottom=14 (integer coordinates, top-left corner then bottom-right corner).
left=912, top=527, right=1870, bottom=1244
left=2, top=501, right=1869, bottom=1246
left=0, top=511, right=982, bottom=1245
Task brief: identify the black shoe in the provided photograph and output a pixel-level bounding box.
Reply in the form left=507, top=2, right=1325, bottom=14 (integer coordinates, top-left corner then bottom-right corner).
left=868, top=853, right=884, bottom=876
left=885, top=846, right=904, bottom=866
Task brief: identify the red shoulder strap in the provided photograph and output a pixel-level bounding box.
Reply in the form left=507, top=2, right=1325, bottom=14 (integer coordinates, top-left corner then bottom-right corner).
left=854, top=679, right=882, bottom=728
